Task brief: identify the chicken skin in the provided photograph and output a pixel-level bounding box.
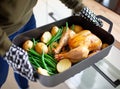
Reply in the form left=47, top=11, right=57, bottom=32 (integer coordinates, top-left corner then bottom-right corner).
left=54, top=29, right=102, bottom=63
left=55, top=46, right=89, bottom=63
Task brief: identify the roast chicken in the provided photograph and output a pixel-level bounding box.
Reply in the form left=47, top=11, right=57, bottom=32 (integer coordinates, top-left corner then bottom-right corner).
left=54, top=28, right=102, bottom=63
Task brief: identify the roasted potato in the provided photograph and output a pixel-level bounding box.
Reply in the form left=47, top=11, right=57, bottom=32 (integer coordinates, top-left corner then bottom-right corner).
left=70, top=25, right=83, bottom=33
left=57, top=59, right=72, bottom=73
left=102, top=43, right=109, bottom=49
left=23, top=40, right=33, bottom=51
left=41, top=31, right=52, bottom=43
left=37, top=67, right=49, bottom=76
left=51, top=26, right=59, bottom=36
left=35, top=42, right=48, bottom=54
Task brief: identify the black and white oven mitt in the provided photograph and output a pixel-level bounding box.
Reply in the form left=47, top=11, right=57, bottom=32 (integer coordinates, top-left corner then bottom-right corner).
left=72, top=7, right=103, bottom=27
left=3, top=44, right=36, bottom=82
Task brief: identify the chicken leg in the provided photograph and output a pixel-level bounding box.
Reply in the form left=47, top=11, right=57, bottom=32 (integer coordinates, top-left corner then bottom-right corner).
left=55, top=46, right=89, bottom=63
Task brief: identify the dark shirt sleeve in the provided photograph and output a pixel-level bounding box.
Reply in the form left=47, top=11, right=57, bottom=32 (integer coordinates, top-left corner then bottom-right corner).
left=59, top=0, right=85, bottom=12
left=0, top=28, right=12, bottom=57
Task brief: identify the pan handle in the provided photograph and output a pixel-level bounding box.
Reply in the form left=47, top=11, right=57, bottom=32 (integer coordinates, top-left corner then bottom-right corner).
left=95, top=15, right=120, bottom=88
left=92, top=64, right=120, bottom=88
left=97, top=15, right=113, bottom=33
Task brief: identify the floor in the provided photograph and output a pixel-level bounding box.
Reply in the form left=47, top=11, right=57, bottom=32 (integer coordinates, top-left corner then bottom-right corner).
left=1, top=67, right=69, bottom=89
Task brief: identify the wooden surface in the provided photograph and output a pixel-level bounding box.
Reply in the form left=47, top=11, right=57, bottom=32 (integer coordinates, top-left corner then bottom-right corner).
left=83, top=0, right=120, bottom=44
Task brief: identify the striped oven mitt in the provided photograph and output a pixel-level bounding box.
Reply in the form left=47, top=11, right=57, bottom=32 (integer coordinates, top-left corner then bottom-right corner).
left=3, top=44, right=36, bottom=82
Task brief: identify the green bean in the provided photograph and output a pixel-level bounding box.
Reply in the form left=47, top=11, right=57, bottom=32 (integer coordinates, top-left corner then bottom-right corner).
left=71, top=24, right=75, bottom=31
left=47, top=28, right=63, bottom=46
left=41, top=51, right=49, bottom=71
left=44, top=54, right=57, bottom=63
left=44, top=57, right=56, bottom=68
left=47, top=66, right=57, bottom=73
left=48, top=71, right=56, bottom=75
left=66, top=22, right=68, bottom=31
left=26, top=25, right=71, bottom=75
left=29, top=60, right=38, bottom=69
left=31, top=57, right=40, bottom=67
left=28, top=49, right=57, bottom=70
left=28, top=49, right=41, bottom=57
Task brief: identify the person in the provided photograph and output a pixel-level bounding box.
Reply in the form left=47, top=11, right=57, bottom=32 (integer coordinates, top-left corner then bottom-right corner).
left=0, top=1, right=37, bottom=89
left=0, top=14, right=36, bottom=89
left=0, top=0, right=103, bottom=89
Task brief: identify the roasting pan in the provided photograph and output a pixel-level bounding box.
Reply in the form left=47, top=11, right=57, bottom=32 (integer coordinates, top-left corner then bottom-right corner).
left=12, top=15, right=115, bottom=87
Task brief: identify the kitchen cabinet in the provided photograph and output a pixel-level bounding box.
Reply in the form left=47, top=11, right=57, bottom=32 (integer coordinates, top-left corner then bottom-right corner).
left=33, top=0, right=72, bottom=27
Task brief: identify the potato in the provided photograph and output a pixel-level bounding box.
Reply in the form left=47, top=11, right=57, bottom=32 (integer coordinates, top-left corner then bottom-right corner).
left=57, top=59, right=72, bottom=73
left=41, top=31, right=52, bottom=43
left=37, top=67, right=49, bottom=76
left=23, top=40, right=33, bottom=51
left=35, top=42, right=48, bottom=54
left=70, top=25, right=83, bottom=33
left=102, top=43, right=109, bottom=49
left=51, top=26, right=59, bottom=36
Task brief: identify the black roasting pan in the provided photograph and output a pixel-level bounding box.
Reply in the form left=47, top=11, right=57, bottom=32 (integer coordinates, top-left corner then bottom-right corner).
left=12, top=15, right=115, bottom=87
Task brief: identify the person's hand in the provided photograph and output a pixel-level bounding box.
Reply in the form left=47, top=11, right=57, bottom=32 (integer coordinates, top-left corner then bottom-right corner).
left=3, top=44, right=36, bottom=81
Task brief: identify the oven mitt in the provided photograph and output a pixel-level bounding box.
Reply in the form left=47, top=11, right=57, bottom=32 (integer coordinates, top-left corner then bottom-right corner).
left=72, top=6, right=103, bottom=27
left=60, top=0, right=103, bottom=27
left=3, top=44, right=36, bottom=82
